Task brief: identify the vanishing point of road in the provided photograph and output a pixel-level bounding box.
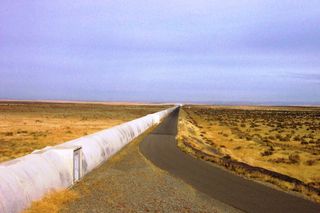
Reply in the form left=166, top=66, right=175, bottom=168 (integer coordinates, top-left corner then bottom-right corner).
left=140, top=108, right=320, bottom=213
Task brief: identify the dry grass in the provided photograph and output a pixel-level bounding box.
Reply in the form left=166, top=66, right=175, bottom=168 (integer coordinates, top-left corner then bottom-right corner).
left=178, top=105, right=320, bottom=203
left=24, top=190, right=79, bottom=213
left=0, top=101, right=168, bottom=162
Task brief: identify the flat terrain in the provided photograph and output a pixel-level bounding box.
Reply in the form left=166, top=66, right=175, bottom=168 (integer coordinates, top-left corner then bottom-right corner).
left=26, top=121, right=234, bottom=213
left=0, top=101, right=167, bottom=162
left=140, top=109, right=320, bottom=213
left=178, top=105, right=320, bottom=202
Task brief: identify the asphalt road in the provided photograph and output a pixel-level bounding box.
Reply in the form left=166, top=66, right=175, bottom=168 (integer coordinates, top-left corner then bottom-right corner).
left=140, top=108, right=320, bottom=213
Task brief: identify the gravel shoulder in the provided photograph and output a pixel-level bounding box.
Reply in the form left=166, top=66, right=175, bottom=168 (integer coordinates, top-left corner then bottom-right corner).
left=61, top=127, right=238, bottom=213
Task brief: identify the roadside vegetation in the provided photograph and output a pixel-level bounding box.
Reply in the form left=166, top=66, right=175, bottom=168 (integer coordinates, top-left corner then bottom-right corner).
left=0, top=101, right=168, bottom=162
left=177, top=105, right=320, bottom=203
left=24, top=190, right=79, bottom=213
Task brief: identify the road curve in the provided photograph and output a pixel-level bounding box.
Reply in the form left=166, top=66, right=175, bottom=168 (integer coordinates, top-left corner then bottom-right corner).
left=139, top=108, right=320, bottom=213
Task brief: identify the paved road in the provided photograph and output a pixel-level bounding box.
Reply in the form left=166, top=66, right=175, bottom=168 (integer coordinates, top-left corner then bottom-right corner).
left=61, top=128, right=227, bottom=212
left=140, top=108, right=320, bottom=213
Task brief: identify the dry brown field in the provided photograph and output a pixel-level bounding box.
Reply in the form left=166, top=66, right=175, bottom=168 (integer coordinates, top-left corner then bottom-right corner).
left=177, top=105, right=320, bottom=202
left=0, top=101, right=168, bottom=162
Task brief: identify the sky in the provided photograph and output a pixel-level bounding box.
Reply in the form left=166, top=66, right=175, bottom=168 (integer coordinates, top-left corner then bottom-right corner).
left=0, top=0, right=319, bottom=104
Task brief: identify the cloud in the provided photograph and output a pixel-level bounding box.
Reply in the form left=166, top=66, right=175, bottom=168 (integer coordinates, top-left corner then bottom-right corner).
left=289, top=73, right=320, bottom=83
left=0, top=0, right=319, bottom=103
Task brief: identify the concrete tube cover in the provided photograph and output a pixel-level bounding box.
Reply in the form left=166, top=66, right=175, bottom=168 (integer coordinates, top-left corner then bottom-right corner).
left=0, top=106, right=177, bottom=213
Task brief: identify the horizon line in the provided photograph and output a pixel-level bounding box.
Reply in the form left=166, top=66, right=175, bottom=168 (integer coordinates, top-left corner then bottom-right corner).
left=1, top=98, right=320, bottom=107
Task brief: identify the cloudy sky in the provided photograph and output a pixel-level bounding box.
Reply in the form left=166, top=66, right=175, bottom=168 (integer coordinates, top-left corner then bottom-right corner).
left=0, top=1, right=319, bottom=104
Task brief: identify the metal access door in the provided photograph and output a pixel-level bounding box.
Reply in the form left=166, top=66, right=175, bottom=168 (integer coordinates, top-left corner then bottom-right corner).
left=73, top=148, right=81, bottom=183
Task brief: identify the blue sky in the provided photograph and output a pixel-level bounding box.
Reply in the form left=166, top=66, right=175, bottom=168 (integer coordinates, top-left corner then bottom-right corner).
left=0, top=1, right=319, bottom=104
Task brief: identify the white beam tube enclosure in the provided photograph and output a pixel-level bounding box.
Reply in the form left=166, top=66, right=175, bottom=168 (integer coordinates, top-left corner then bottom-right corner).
left=0, top=106, right=177, bottom=213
